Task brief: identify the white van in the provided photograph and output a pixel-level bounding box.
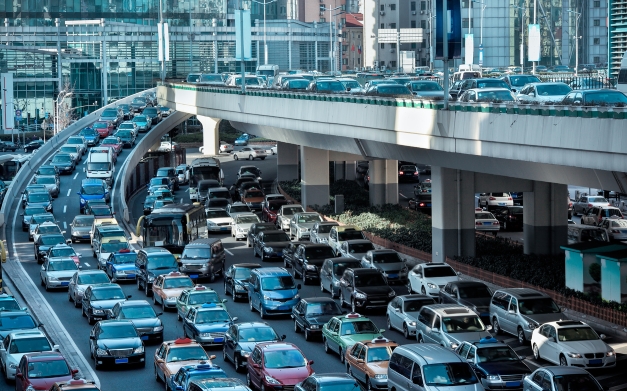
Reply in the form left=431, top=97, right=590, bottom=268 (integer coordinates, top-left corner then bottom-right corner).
left=86, top=147, right=115, bottom=186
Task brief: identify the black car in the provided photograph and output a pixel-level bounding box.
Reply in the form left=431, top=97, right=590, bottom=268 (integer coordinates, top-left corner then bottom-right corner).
left=295, top=374, right=362, bottom=391
left=114, top=129, right=135, bottom=148
left=510, top=192, right=524, bottom=206
left=410, top=180, right=432, bottom=211
left=89, top=320, right=146, bottom=369
left=107, top=300, right=163, bottom=343
left=398, top=164, right=419, bottom=182
left=82, top=283, right=128, bottom=325
left=0, top=311, right=40, bottom=339
left=130, top=97, right=147, bottom=112
left=36, top=165, right=60, bottom=181
left=292, top=244, right=336, bottom=284
left=228, top=177, right=257, bottom=201
left=492, top=206, right=524, bottom=231
left=223, top=263, right=261, bottom=301
left=246, top=222, right=277, bottom=249
left=34, top=234, right=69, bottom=263
left=21, top=205, right=47, bottom=231
left=439, top=281, right=493, bottom=325
left=338, top=268, right=396, bottom=313
left=142, top=107, right=161, bottom=124
left=282, top=241, right=310, bottom=269
left=223, top=322, right=285, bottom=372
left=49, top=153, right=75, bottom=174
left=24, top=140, right=45, bottom=153
left=291, top=297, right=343, bottom=341
left=253, top=230, right=291, bottom=261
left=24, top=191, right=53, bottom=213
left=0, top=140, right=18, bottom=152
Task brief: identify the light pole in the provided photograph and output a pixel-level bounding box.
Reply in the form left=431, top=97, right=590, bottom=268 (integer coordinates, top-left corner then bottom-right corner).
left=189, top=6, right=195, bottom=73
left=568, top=10, right=582, bottom=76
left=513, top=5, right=526, bottom=75
left=325, top=5, right=342, bottom=74
left=54, top=90, right=72, bottom=136
left=251, top=0, right=278, bottom=65
left=471, top=1, right=486, bottom=66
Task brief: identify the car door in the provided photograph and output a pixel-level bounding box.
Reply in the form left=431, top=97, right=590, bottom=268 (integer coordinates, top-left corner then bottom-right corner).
left=503, top=296, right=518, bottom=335
left=326, top=319, right=341, bottom=353
left=155, top=343, right=168, bottom=380
left=40, top=259, right=49, bottom=283
left=293, top=301, right=305, bottom=329
left=250, top=277, right=262, bottom=309
left=293, top=247, right=304, bottom=275
left=541, top=325, right=559, bottom=364
left=224, top=325, right=237, bottom=361
left=440, top=284, right=455, bottom=304
left=354, top=344, right=368, bottom=382
left=249, top=348, right=263, bottom=388
left=583, top=208, right=597, bottom=225
left=524, top=370, right=546, bottom=391
left=320, top=260, right=332, bottom=292
left=183, top=309, right=196, bottom=338
left=152, top=276, right=164, bottom=299
left=289, top=216, right=297, bottom=237
left=347, top=344, right=363, bottom=380
left=428, top=313, right=444, bottom=346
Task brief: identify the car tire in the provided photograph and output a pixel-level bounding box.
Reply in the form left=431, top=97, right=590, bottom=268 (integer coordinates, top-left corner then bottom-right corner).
left=559, top=354, right=568, bottom=366
left=517, top=327, right=527, bottom=345
left=304, top=328, right=311, bottom=341
left=153, top=294, right=158, bottom=305
left=366, top=377, right=373, bottom=391
left=386, top=316, right=392, bottom=331
left=533, top=344, right=540, bottom=360
left=403, top=324, right=410, bottom=339
left=259, top=306, right=267, bottom=319
left=231, top=284, right=237, bottom=301
left=503, top=221, right=508, bottom=231
left=222, top=345, right=228, bottom=362
left=421, top=286, right=426, bottom=295
left=155, top=365, right=162, bottom=383
left=323, top=338, right=331, bottom=354
left=260, top=157, right=265, bottom=160
left=339, top=348, right=345, bottom=363
left=249, top=297, right=255, bottom=312
left=235, top=355, right=243, bottom=372
left=88, top=313, right=95, bottom=325
left=246, top=373, right=253, bottom=388
left=145, top=282, right=152, bottom=297
left=248, top=155, right=254, bottom=161
left=177, top=311, right=182, bottom=321
left=294, top=320, right=300, bottom=333
left=339, top=291, right=346, bottom=308
left=137, top=278, right=142, bottom=291
left=260, top=252, right=265, bottom=262
left=162, top=299, right=166, bottom=312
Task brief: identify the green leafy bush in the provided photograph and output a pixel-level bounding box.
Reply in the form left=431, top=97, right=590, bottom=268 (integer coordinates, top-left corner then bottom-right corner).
left=589, top=263, right=601, bottom=283
left=173, top=132, right=203, bottom=143
left=279, top=180, right=301, bottom=202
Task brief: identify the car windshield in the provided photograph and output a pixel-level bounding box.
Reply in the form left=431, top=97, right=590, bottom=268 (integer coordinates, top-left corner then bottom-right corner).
left=536, top=84, right=572, bottom=95
left=236, top=215, right=260, bottom=224
left=195, top=310, right=230, bottom=324
left=264, top=349, right=306, bottom=369
left=166, top=346, right=208, bottom=362
left=585, top=91, right=627, bottom=104
left=206, top=210, right=229, bottom=219
left=442, top=316, right=486, bottom=333
left=373, top=252, right=401, bottom=263
left=610, top=220, right=627, bottom=228
left=518, top=298, right=561, bottom=314
left=245, top=191, right=264, bottom=198
left=588, top=197, right=608, bottom=203
left=317, top=224, right=335, bottom=234
left=101, top=109, right=118, bottom=117
left=60, top=146, right=77, bottom=153
left=338, top=230, right=365, bottom=241
left=333, top=262, right=360, bottom=277
left=340, top=320, right=378, bottom=335
left=9, top=337, right=51, bottom=354
left=476, top=346, right=519, bottom=362
left=367, top=346, right=392, bottom=362
left=508, top=75, right=541, bottom=86
left=233, top=267, right=256, bottom=280
left=120, top=305, right=156, bottom=319
left=411, top=82, right=443, bottom=91
left=423, top=363, right=478, bottom=386
left=163, top=278, right=194, bottom=289
left=305, top=247, right=336, bottom=259
left=230, top=205, right=250, bottom=213
left=602, top=208, right=623, bottom=218
left=552, top=374, right=602, bottom=391
left=133, top=116, right=147, bottom=123
left=341, top=80, right=361, bottom=88
left=91, top=287, right=125, bottom=300
left=93, top=123, right=107, bottom=129
left=181, top=248, right=211, bottom=259
left=282, top=207, right=304, bottom=216
left=377, top=85, right=411, bottom=95
left=77, top=273, right=110, bottom=285
left=28, top=193, right=49, bottom=203
left=476, top=213, right=495, bottom=220
left=261, top=276, right=296, bottom=290
left=261, top=233, right=289, bottom=243
left=348, top=242, right=375, bottom=253
left=306, top=301, right=342, bottom=316
left=28, top=360, right=70, bottom=378
left=25, top=207, right=47, bottom=216
left=0, top=314, right=37, bottom=330
left=99, top=324, right=138, bottom=339
left=87, top=162, right=110, bottom=171
left=33, top=216, right=55, bottom=224
left=116, top=131, right=131, bottom=138
left=558, top=327, right=599, bottom=341
left=423, top=266, right=457, bottom=277
left=188, top=291, right=220, bottom=305
left=200, top=74, right=223, bottom=82
left=47, top=260, right=77, bottom=271
left=38, top=167, right=57, bottom=176
left=318, top=380, right=362, bottom=391
left=477, top=90, right=514, bottom=101
left=40, top=236, right=65, bottom=245
left=458, top=286, right=492, bottom=298
left=101, top=242, right=128, bottom=253
left=82, top=185, right=105, bottom=195
left=52, top=155, right=72, bottom=163
left=102, top=138, right=118, bottom=144
left=400, top=165, right=417, bottom=171
left=36, top=177, right=56, bottom=185
left=73, top=217, right=94, bottom=227
left=39, top=226, right=61, bottom=235
left=146, top=255, right=177, bottom=270
left=238, top=326, right=278, bottom=342
left=404, top=299, right=433, bottom=312
left=0, top=299, right=20, bottom=311
left=354, top=273, right=387, bottom=287
left=317, top=81, right=345, bottom=91
left=79, top=129, right=97, bottom=137
left=109, top=253, right=136, bottom=265
left=298, top=214, right=323, bottom=223
left=132, top=98, right=145, bottom=104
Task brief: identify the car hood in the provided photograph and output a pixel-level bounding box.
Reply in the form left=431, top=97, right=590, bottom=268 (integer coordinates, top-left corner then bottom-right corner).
left=195, top=322, right=231, bottom=333
left=238, top=340, right=279, bottom=353
left=50, top=161, right=72, bottom=167
left=356, top=285, right=394, bottom=296
left=376, top=263, right=406, bottom=273
left=110, top=263, right=136, bottom=272
left=296, top=223, right=318, bottom=230
left=446, top=331, right=492, bottom=345
left=91, top=298, right=126, bottom=310
left=29, top=375, right=74, bottom=390
left=162, top=288, right=189, bottom=298
left=46, top=270, right=77, bottom=279
left=521, top=313, right=566, bottom=326
left=263, top=241, right=290, bottom=249
left=305, top=314, right=337, bottom=326
left=426, top=384, right=484, bottom=391
left=423, top=276, right=459, bottom=286
left=365, top=361, right=389, bottom=375
left=458, top=297, right=492, bottom=310
left=262, top=290, right=298, bottom=301
left=208, top=217, right=232, bottom=224
left=414, top=91, right=446, bottom=99
left=127, top=318, right=161, bottom=328
left=559, top=339, right=609, bottom=354
left=265, top=367, right=312, bottom=385
left=0, top=327, right=39, bottom=339
left=477, top=360, right=530, bottom=376
left=236, top=223, right=256, bottom=230
left=97, top=337, right=142, bottom=349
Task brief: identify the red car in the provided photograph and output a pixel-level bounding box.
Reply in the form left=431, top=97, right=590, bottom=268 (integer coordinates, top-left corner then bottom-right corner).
left=262, top=199, right=289, bottom=223
left=15, top=352, right=78, bottom=391
left=100, top=136, right=123, bottom=156
left=247, top=342, right=313, bottom=390
left=93, top=120, right=114, bottom=137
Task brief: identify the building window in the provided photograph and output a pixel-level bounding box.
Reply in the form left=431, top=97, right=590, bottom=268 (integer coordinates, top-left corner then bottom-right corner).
left=342, top=58, right=348, bottom=65
left=421, top=0, right=426, bottom=10
left=390, top=4, right=396, bottom=10
left=411, top=1, right=416, bottom=11
left=280, top=6, right=286, bottom=14
left=594, top=56, right=600, bottom=63
left=462, top=18, right=474, bottom=28
left=461, top=0, right=469, bottom=8
left=320, top=18, right=326, bottom=22
left=320, top=5, right=325, bottom=12
left=594, top=0, right=600, bottom=7
left=342, top=45, right=348, bottom=52
left=411, top=43, right=417, bottom=49
left=420, top=20, right=426, bottom=29
left=380, top=61, right=385, bottom=66
left=381, top=43, right=385, bottom=49
left=358, top=34, right=360, bottom=38
left=358, top=58, right=361, bottom=64
left=391, top=61, right=397, bottom=68
left=380, top=4, right=384, bottom=11
left=390, top=22, right=396, bottom=28
left=594, top=38, right=600, bottom=45
left=593, top=19, right=600, bottom=26
left=380, top=23, right=385, bottom=28
left=341, top=18, right=345, bottom=25
left=411, top=21, right=416, bottom=28
left=391, top=43, right=397, bottom=49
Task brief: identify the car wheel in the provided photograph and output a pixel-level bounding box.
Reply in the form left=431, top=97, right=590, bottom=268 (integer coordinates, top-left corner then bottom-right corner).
left=177, top=311, right=182, bottom=321
left=235, top=355, right=243, bottom=372
left=292, top=265, right=300, bottom=279
left=304, top=328, right=311, bottom=341
left=259, top=305, right=267, bottom=319
left=260, top=252, right=265, bottom=262
left=403, top=324, right=410, bottom=339
left=323, top=338, right=331, bottom=354
left=223, top=280, right=228, bottom=295
left=418, top=334, right=424, bottom=343
left=493, top=318, right=502, bottom=335
left=137, top=278, right=142, bottom=291
left=248, top=155, right=254, bottom=161
left=40, top=277, right=45, bottom=287
left=153, top=294, right=158, bottom=305
left=145, top=282, right=152, bottom=297
left=247, top=238, right=251, bottom=248
left=231, top=284, right=237, bottom=301
left=249, top=297, right=255, bottom=312
left=339, top=348, right=345, bottom=363
left=155, top=365, right=162, bottom=383
left=222, top=345, right=228, bottom=362
left=559, top=355, right=568, bottom=366
left=162, top=298, right=166, bottom=312
left=386, top=316, right=392, bottom=330
left=233, top=154, right=238, bottom=160
left=503, top=221, right=508, bottom=231
left=366, top=377, right=373, bottom=391
left=421, top=286, right=426, bottom=295
left=533, top=344, right=540, bottom=360
left=517, top=327, right=527, bottom=344
left=320, top=280, right=326, bottom=293
left=88, top=313, right=95, bottom=325
left=294, top=320, right=300, bottom=333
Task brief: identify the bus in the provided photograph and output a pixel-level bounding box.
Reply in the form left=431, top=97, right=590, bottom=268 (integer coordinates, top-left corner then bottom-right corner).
left=136, top=203, right=207, bottom=256
left=189, top=157, right=223, bottom=202
left=0, top=154, right=31, bottom=185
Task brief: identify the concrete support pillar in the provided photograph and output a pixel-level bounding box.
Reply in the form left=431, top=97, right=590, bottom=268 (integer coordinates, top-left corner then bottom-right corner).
left=524, top=182, right=568, bottom=255
left=196, top=115, right=220, bottom=156
left=369, top=160, right=399, bottom=206
left=432, top=167, right=476, bottom=263
left=345, top=161, right=356, bottom=181
left=300, top=146, right=329, bottom=208
left=277, top=142, right=299, bottom=181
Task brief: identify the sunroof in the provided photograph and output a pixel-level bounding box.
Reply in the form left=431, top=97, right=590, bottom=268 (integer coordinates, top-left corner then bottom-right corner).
left=443, top=308, right=470, bottom=315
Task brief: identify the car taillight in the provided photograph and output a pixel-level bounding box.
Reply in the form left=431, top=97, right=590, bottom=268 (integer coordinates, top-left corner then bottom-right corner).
left=476, top=221, right=482, bottom=225
left=399, top=171, right=404, bottom=175
left=507, top=197, right=512, bottom=200
left=489, top=197, right=496, bottom=200
left=419, top=203, right=426, bottom=207
left=494, top=221, right=500, bottom=225
left=588, top=204, right=593, bottom=208
left=414, top=171, right=419, bottom=175
left=509, top=215, right=515, bottom=220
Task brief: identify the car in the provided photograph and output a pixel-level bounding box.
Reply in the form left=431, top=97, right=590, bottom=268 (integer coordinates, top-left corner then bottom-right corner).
left=36, top=165, right=60, bottom=181
left=275, top=204, right=306, bottom=231
left=81, top=283, right=128, bottom=325
left=182, top=303, right=237, bottom=346
left=156, top=141, right=179, bottom=152
left=292, top=244, right=336, bottom=284
left=328, top=225, right=366, bottom=256
left=531, top=320, right=616, bottom=368
left=408, top=263, right=460, bottom=297
left=295, top=373, right=363, bottom=391
left=49, top=153, right=75, bottom=175
left=154, top=337, right=216, bottom=383
left=158, top=105, right=172, bottom=117
left=143, top=107, right=162, bottom=124
left=32, top=175, right=60, bottom=198
left=281, top=241, right=310, bottom=269
left=0, top=294, right=23, bottom=312
left=241, top=189, right=265, bottom=211
left=100, top=136, right=123, bottom=156
left=291, top=297, right=343, bottom=341
left=40, top=257, right=80, bottom=291
left=232, top=146, right=267, bottom=161
left=58, top=145, right=81, bottom=163
left=338, top=268, right=396, bottom=312
left=33, top=234, right=68, bottom=264
left=175, top=164, right=190, bottom=184
left=237, top=165, right=263, bottom=182
left=491, top=205, right=523, bottom=231
left=0, top=311, right=40, bottom=340
left=516, top=82, right=572, bottom=104
left=319, top=257, right=362, bottom=298
left=89, top=320, right=145, bottom=369
left=114, top=129, right=135, bottom=147
left=561, top=89, right=627, bottom=106
left=360, top=249, right=409, bottom=284
left=176, top=285, right=227, bottom=321
left=233, top=135, right=249, bottom=146
left=23, top=140, right=45, bottom=153
left=223, top=263, right=262, bottom=301
left=345, top=337, right=398, bottom=390
left=21, top=206, right=47, bottom=231
left=365, top=83, right=413, bottom=97
left=571, top=195, right=610, bottom=216
left=99, top=107, right=123, bottom=127
left=581, top=206, right=623, bottom=226
left=0, top=140, right=18, bottom=152
left=152, top=272, right=195, bottom=311
left=321, top=312, right=385, bottom=363
left=253, top=230, right=292, bottom=262
left=155, top=166, right=179, bottom=190
left=237, top=181, right=263, bottom=202
left=247, top=267, right=302, bottom=318
left=289, top=212, right=324, bottom=241
left=479, top=192, right=513, bottom=210
left=246, top=342, right=314, bottom=390
left=522, top=366, right=603, bottom=391
left=281, top=78, right=311, bottom=91
left=69, top=215, right=95, bottom=243
left=108, top=300, right=164, bottom=343
left=309, top=221, right=339, bottom=244
left=25, top=191, right=53, bottom=213
left=165, top=362, right=228, bottom=391
left=223, top=322, right=286, bottom=372
left=599, top=218, right=627, bottom=241
left=458, top=87, right=516, bottom=102
left=337, top=239, right=375, bottom=261
left=231, top=214, right=261, bottom=240
left=22, top=185, right=48, bottom=208
left=67, top=270, right=110, bottom=307
left=130, top=97, right=147, bottom=112
left=500, top=74, right=541, bottom=93
left=456, top=338, right=531, bottom=390
left=28, top=215, right=57, bottom=242
left=406, top=80, right=448, bottom=100
left=92, top=120, right=114, bottom=137
left=246, top=222, right=277, bottom=248
left=386, top=294, right=436, bottom=338
left=203, top=208, right=232, bottom=233
left=117, top=104, right=133, bottom=120
left=132, top=115, right=151, bottom=132
left=475, top=210, right=501, bottom=235
left=225, top=202, right=253, bottom=220
left=398, top=164, right=419, bottom=182
left=78, top=127, right=100, bottom=146
left=103, top=249, right=137, bottom=283
left=415, top=304, right=492, bottom=348
left=439, top=281, right=493, bottom=325
left=14, top=352, right=78, bottom=391
left=0, top=331, right=58, bottom=380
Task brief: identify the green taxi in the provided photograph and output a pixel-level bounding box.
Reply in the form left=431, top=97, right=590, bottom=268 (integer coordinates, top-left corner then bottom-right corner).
left=322, top=312, right=385, bottom=363
left=176, top=285, right=227, bottom=321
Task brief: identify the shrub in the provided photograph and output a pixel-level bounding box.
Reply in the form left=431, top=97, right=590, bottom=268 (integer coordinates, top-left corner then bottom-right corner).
left=589, top=263, right=601, bottom=283
left=173, top=132, right=203, bottom=143
left=279, top=180, right=301, bottom=202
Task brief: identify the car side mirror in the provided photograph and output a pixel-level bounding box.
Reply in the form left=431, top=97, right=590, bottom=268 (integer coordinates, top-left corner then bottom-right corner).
left=156, top=358, right=165, bottom=364
left=416, top=273, right=422, bottom=278
left=551, top=336, right=557, bottom=343
left=280, top=334, right=286, bottom=341
left=156, top=312, right=163, bottom=317
left=222, top=299, right=228, bottom=303
left=89, top=335, right=96, bottom=340
left=600, top=334, right=607, bottom=340
left=412, top=375, right=424, bottom=386
left=431, top=327, right=440, bottom=333
left=15, top=372, right=23, bottom=379
left=508, top=309, right=516, bottom=314
left=66, top=239, right=72, bottom=245
left=394, top=307, right=400, bottom=312
left=78, top=265, right=83, bottom=270
left=485, top=325, right=492, bottom=331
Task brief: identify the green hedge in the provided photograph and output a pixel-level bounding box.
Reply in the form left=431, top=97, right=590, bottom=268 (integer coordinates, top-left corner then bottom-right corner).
left=173, top=132, right=203, bottom=143
left=279, top=180, right=301, bottom=202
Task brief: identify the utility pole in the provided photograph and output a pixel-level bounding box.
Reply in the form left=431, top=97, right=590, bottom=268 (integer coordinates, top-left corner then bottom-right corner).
left=532, top=0, right=537, bottom=74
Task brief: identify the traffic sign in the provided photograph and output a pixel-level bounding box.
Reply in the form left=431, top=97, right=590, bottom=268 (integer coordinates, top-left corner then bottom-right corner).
left=15, top=109, right=22, bottom=121
left=45, top=112, right=49, bottom=119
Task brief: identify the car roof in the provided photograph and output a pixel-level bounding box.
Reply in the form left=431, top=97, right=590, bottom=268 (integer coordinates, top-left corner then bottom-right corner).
left=545, top=366, right=594, bottom=376
left=9, top=330, right=46, bottom=339
left=397, top=343, right=464, bottom=364
left=23, top=352, right=66, bottom=362
left=495, top=287, right=550, bottom=298
left=300, top=297, right=336, bottom=304
left=235, top=321, right=273, bottom=329
left=252, top=267, right=291, bottom=277
left=422, top=304, right=473, bottom=316
left=117, top=300, right=151, bottom=307
left=255, top=342, right=299, bottom=351
left=399, top=294, right=434, bottom=301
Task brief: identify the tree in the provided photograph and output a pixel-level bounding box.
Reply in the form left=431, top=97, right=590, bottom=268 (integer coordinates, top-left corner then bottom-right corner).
left=55, top=81, right=76, bottom=132
left=589, top=263, right=601, bottom=283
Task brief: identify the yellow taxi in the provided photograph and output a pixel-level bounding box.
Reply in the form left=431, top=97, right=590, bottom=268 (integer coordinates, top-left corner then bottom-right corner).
left=152, top=272, right=195, bottom=311
left=344, top=336, right=398, bottom=390
left=154, top=337, right=216, bottom=384
left=50, top=378, right=100, bottom=391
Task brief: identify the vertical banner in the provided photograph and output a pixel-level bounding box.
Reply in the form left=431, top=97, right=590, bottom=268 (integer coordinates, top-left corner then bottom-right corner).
left=465, top=34, right=474, bottom=64
left=528, top=24, right=541, bottom=62
left=158, top=23, right=170, bottom=61
left=479, top=43, right=483, bottom=66
left=235, top=9, right=252, bottom=61
left=435, top=0, right=462, bottom=59
left=1, top=73, right=14, bottom=132
left=158, top=22, right=164, bottom=62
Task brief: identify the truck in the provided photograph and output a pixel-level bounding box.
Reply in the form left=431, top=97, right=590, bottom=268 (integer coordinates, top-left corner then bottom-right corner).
left=256, top=64, right=279, bottom=86
left=85, top=148, right=115, bottom=186
left=188, top=157, right=224, bottom=202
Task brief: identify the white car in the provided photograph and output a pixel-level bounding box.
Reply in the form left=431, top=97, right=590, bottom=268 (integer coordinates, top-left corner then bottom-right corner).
left=40, top=257, right=80, bottom=290
left=289, top=212, right=324, bottom=241
left=531, top=320, right=616, bottom=369
left=206, top=208, right=233, bottom=232
left=232, top=146, right=267, bottom=161
left=516, top=82, right=572, bottom=104
left=220, top=142, right=233, bottom=153
left=386, top=295, right=437, bottom=338
left=0, top=331, right=58, bottom=380
left=118, top=121, right=139, bottom=137
left=408, top=263, right=460, bottom=298
left=479, top=192, right=513, bottom=210
left=156, top=141, right=179, bottom=152
left=475, top=211, right=500, bottom=235
left=32, top=221, right=63, bottom=243
left=267, top=145, right=277, bottom=155
left=571, top=195, right=610, bottom=216
left=231, top=213, right=260, bottom=240
left=226, top=202, right=253, bottom=220
left=599, top=218, right=627, bottom=241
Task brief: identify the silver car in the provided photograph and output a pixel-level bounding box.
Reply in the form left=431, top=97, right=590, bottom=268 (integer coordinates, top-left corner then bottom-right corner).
left=361, top=249, right=409, bottom=284
left=32, top=175, right=60, bottom=198
left=231, top=213, right=260, bottom=240
left=415, top=304, right=492, bottom=349
left=309, top=221, right=339, bottom=244
left=522, top=366, right=603, bottom=391
left=66, top=135, right=88, bottom=156
left=386, top=294, right=436, bottom=338
left=68, top=270, right=111, bottom=307
left=70, top=215, right=95, bottom=243
left=599, top=218, right=627, bottom=241
left=319, top=257, right=362, bottom=298
left=571, top=195, right=609, bottom=216
left=276, top=204, right=305, bottom=231
left=337, top=239, right=375, bottom=261
left=40, top=257, right=81, bottom=290
left=289, top=212, right=324, bottom=241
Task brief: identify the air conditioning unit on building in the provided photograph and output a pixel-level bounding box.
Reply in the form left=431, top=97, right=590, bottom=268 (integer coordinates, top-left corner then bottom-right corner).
left=411, top=11, right=416, bottom=15
left=380, top=11, right=385, bottom=16
left=390, top=49, right=395, bottom=53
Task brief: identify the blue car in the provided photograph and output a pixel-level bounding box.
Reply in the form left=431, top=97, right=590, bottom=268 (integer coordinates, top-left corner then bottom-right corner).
left=105, top=249, right=138, bottom=282
left=182, top=303, right=237, bottom=346
left=79, top=127, right=100, bottom=146
left=166, top=362, right=227, bottom=391
left=247, top=267, right=301, bottom=318
left=78, top=179, right=109, bottom=213
left=233, top=133, right=251, bottom=146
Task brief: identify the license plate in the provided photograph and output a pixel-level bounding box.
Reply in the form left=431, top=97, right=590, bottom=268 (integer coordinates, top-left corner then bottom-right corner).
left=190, top=274, right=199, bottom=279
left=388, top=274, right=398, bottom=278
left=220, top=227, right=229, bottom=231
left=484, top=222, right=491, bottom=225
left=141, top=336, right=149, bottom=341
left=61, top=282, right=69, bottom=286
left=115, top=358, right=129, bottom=364
left=498, top=202, right=506, bottom=205
left=505, top=382, right=521, bottom=387
left=127, top=274, right=136, bottom=278
left=279, top=305, right=290, bottom=311
left=427, top=203, right=432, bottom=207
left=512, top=194, right=517, bottom=198
left=589, top=359, right=602, bottom=364
left=213, top=337, right=224, bottom=343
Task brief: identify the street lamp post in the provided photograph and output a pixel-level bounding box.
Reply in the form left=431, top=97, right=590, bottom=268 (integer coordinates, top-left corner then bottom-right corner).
left=326, top=5, right=342, bottom=74
left=513, top=5, right=526, bottom=75
left=471, top=1, right=486, bottom=66
left=189, top=6, right=195, bottom=73
left=568, top=10, right=582, bottom=76
left=251, top=0, right=278, bottom=65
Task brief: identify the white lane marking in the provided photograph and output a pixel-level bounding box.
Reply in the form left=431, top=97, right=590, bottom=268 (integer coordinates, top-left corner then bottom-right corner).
left=609, top=385, right=627, bottom=391
left=225, top=249, right=234, bottom=256
left=63, top=206, right=67, bottom=214
left=63, top=222, right=67, bottom=229
left=84, top=263, right=90, bottom=267
left=73, top=173, right=78, bottom=180
left=66, top=189, right=71, bottom=197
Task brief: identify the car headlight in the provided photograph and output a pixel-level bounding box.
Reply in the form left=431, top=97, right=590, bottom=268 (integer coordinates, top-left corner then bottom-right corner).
left=9, top=363, right=17, bottom=369
left=300, top=227, right=309, bottom=232
left=408, top=321, right=416, bottom=327
left=487, top=375, right=500, bottom=381
left=427, top=283, right=438, bottom=289
left=26, top=385, right=36, bottom=391
left=333, top=280, right=340, bottom=287
left=566, top=352, right=582, bottom=358
left=319, top=238, right=328, bottom=243
left=237, top=227, right=243, bottom=232
left=134, top=346, right=144, bottom=354
left=96, top=348, right=108, bottom=356
left=388, top=291, right=396, bottom=297
left=241, top=350, right=251, bottom=357
left=263, top=295, right=272, bottom=301
left=207, top=221, right=216, bottom=226
left=199, top=333, right=212, bottom=337
left=355, top=292, right=366, bottom=299
left=264, top=375, right=281, bottom=385
left=607, top=350, right=615, bottom=357
left=306, top=264, right=317, bottom=271
left=148, top=276, right=155, bottom=282
left=48, top=276, right=59, bottom=281
left=401, top=266, right=408, bottom=274
left=374, top=374, right=387, bottom=379
left=235, top=284, right=246, bottom=292
left=154, top=326, right=164, bottom=332
left=264, top=247, right=273, bottom=253
left=310, top=325, right=319, bottom=329
left=528, top=322, right=538, bottom=330
left=92, top=309, right=104, bottom=314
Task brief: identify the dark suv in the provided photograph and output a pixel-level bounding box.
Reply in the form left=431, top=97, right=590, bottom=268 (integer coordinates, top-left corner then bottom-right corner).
left=253, top=230, right=291, bottom=261
left=179, top=238, right=226, bottom=282
left=292, top=244, right=336, bottom=284
left=155, top=167, right=179, bottom=190
left=135, top=247, right=178, bottom=296
left=338, top=268, right=396, bottom=312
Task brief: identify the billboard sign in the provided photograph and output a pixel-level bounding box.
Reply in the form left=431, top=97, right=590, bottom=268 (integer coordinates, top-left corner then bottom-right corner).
left=435, top=0, right=462, bottom=60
